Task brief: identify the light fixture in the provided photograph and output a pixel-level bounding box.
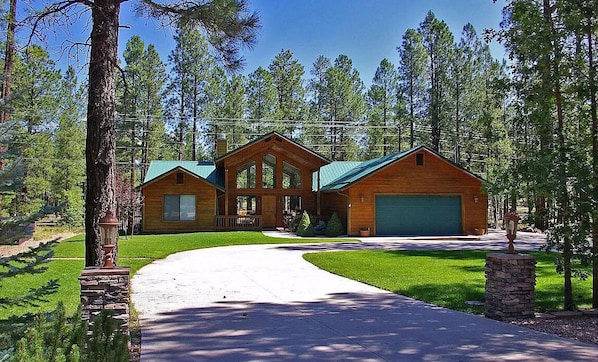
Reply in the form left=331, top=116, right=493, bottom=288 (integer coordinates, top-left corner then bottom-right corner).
left=473, top=195, right=479, bottom=203
left=98, top=210, right=119, bottom=268
left=505, top=208, right=519, bottom=254
left=359, top=194, right=365, bottom=202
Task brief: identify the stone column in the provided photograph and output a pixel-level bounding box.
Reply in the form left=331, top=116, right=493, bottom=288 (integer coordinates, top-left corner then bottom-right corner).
left=79, top=266, right=131, bottom=335
left=485, top=253, right=535, bottom=320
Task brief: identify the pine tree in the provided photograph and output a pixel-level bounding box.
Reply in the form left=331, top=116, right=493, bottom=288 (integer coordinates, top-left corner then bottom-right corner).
left=324, top=212, right=344, bottom=237
left=269, top=49, right=306, bottom=135
left=296, top=211, right=314, bottom=237
left=245, top=66, right=277, bottom=133
left=398, top=28, right=428, bottom=149
left=367, top=58, right=402, bottom=157
left=419, top=11, right=455, bottom=151
left=29, top=0, right=259, bottom=266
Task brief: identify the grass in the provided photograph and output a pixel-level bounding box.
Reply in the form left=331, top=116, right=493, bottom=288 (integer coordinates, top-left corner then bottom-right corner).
left=3, top=232, right=593, bottom=320
left=32, top=225, right=84, bottom=241
left=0, top=231, right=347, bottom=319
left=304, top=250, right=594, bottom=313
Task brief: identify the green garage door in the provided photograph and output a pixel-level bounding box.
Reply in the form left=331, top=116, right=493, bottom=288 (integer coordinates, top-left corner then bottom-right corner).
left=375, top=195, right=462, bottom=236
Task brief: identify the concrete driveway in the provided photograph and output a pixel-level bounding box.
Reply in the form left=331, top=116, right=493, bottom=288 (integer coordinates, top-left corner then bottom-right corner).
left=131, top=232, right=598, bottom=361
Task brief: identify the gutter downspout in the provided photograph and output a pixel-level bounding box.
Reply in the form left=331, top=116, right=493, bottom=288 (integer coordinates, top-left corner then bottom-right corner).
left=317, top=169, right=321, bottom=216
left=336, top=191, right=350, bottom=236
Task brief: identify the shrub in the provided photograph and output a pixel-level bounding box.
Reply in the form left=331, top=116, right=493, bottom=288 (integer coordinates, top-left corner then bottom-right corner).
left=324, top=212, right=344, bottom=237
left=296, top=211, right=315, bottom=237
left=5, top=304, right=129, bottom=362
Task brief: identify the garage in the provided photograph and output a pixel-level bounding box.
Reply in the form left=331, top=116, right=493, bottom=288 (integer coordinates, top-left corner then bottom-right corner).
left=375, top=195, right=462, bottom=236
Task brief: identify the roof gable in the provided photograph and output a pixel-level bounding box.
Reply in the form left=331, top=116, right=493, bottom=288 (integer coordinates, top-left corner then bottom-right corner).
left=139, top=160, right=223, bottom=190
left=320, top=146, right=483, bottom=191
left=215, top=131, right=330, bottom=168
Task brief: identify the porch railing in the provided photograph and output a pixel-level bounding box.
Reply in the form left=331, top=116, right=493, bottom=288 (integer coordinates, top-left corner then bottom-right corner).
left=215, top=215, right=263, bottom=230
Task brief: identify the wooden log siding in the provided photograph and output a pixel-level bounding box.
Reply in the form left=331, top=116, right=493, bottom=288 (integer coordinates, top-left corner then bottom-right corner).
left=141, top=171, right=217, bottom=233
left=218, top=138, right=326, bottom=228
left=323, top=151, right=487, bottom=236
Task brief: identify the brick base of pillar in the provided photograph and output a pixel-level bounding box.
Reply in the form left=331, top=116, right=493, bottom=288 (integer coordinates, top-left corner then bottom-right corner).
left=485, top=253, right=535, bottom=320
left=79, top=267, right=130, bottom=336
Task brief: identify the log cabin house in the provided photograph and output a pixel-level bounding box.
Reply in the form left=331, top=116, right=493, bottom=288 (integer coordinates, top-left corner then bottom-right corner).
left=138, top=132, right=487, bottom=236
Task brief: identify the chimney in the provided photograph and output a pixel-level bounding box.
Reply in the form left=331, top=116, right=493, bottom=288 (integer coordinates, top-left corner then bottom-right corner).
left=216, top=134, right=228, bottom=157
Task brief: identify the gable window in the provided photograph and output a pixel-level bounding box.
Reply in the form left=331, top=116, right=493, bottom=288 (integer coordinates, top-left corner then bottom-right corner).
left=262, top=154, right=276, bottom=189
left=416, top=153, right=424, bottom=166
left=176, top=172, right=184, bottom=184
left=237, top=161, right=256, bottom=189
left=164, top=195, right=196, bottom=221
left=282, top=161, right=301, bottom=189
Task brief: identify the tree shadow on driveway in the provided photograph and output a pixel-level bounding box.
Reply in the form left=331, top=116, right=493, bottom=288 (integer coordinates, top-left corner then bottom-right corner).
left=139, top=292, right=597, bottom=361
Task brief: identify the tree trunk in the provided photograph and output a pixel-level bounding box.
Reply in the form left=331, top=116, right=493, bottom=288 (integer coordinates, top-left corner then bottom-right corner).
left=129, top=115, right=136, bottom=238
left=1, top=0, right=16, bottom=123
left=192, top=76, right=198, bottom=161
left=409, top=78, right=415, bottom=148
left=587, top=11, right=598, bottom=308
left=85, top=0, right=120, bottom=267
left=543, top=0, right=573, bottom=310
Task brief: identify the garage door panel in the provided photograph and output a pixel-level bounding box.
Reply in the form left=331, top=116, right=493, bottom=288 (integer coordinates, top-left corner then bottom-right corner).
left=376, top=195, right=462, bottom=236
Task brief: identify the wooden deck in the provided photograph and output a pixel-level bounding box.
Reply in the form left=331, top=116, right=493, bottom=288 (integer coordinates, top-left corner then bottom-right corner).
left=215, top=215, right=263, bottom=230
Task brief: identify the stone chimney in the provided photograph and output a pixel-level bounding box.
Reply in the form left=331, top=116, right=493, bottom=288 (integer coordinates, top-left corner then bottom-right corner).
left=216, top=134, right=228, bottom=157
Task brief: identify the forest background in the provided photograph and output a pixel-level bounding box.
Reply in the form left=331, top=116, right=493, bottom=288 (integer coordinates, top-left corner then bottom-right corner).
left=1, top=0, right=598, bottom=310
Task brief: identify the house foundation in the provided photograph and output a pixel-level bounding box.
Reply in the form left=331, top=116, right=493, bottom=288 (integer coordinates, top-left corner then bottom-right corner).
left=485, top=253, right=535, bottom=320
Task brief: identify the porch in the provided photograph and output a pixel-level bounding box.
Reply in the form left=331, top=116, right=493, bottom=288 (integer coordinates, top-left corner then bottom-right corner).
left=215, top=215, right=263, bottom=230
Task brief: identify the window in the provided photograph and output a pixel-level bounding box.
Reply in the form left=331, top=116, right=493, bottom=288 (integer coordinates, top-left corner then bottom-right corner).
left=282, top=161, right=301, bottom=189
left=236, top=161, right=256, bottom=189
left=262, top=154, right=276, bottom=189
left=416, top=153, right=424, bottom=166
left=237, top=195, right=256, bottom=215
left=176, top=172, right=184, bottom=184
left=283, top=195, right=302, bottom=214
left=164, top=195, right=196, bottom=221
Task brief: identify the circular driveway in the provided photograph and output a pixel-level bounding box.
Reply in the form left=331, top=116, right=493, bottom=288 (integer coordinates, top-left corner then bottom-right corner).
left=132, top=233, right=598, bottom=361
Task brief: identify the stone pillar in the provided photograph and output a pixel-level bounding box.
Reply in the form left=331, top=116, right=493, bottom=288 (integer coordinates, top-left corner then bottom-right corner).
left=485, top=253, right=535, bottom=320
left=79, top=267, right=131, bottom=335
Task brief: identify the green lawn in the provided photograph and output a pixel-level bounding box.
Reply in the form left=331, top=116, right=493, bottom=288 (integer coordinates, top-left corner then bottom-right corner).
left=1, top=231, right=346, bottom=319
left=3, top=234, right=593, bottom=320
left=304, top=250, right=594, bottom=313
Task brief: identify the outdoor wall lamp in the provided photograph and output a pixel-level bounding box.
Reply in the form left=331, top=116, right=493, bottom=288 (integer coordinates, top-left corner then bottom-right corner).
left=98, top=210, right=118, bottom=268
left=504, top=207, right=519, bottom=254
left=473, top=195, right=479, bottom=203
left=359, top=194, right=365, bottom=202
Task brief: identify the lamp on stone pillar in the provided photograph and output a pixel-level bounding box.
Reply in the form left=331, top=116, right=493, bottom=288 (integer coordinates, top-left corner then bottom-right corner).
left=98, top=210, right=118, bottom=268
left=505, top=207, right=519, bottom=254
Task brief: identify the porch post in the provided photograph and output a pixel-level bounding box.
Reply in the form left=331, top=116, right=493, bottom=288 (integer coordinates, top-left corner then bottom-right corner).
left=224, top=168, right=229, bottom=215
left=317, top=169, right=321, bottom=215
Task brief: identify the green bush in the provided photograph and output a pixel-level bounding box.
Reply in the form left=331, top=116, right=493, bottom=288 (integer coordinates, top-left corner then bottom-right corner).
left=324, top=212, right=344, bottom=237
left=4, top=303, right=129, bottom=362
left=296, top=211, right=315, bottom=237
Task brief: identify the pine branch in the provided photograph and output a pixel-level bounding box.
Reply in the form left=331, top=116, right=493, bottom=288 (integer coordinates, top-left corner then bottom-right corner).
left=136, top=0, right=260, bottom=71
left=0, top=279, right=59, bottom=309
left=0, top=241, right=56, bottom=279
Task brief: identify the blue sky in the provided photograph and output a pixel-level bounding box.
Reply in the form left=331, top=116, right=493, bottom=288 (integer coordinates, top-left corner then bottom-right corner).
left=49, top=0, right=508, bottom=84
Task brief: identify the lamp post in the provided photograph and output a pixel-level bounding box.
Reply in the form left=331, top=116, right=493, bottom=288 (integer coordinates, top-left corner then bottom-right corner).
left=98, top=210, right=118, bottom=268
left=505, top=207, right=519, bottom=254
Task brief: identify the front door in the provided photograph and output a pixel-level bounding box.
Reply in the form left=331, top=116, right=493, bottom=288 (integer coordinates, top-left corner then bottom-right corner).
left=262, top=195, right=277, bottom=228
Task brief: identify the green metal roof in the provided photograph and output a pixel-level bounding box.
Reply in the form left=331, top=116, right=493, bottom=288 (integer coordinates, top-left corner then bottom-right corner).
left=140, top=145, right=483, bottom=193
left=320, top=148, right=420, bottom=191
left=312, top=161, right=361, bottom=191
left=139, top=160, right=223, bottom=190
left=319, top=145, right=484, bottom=191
